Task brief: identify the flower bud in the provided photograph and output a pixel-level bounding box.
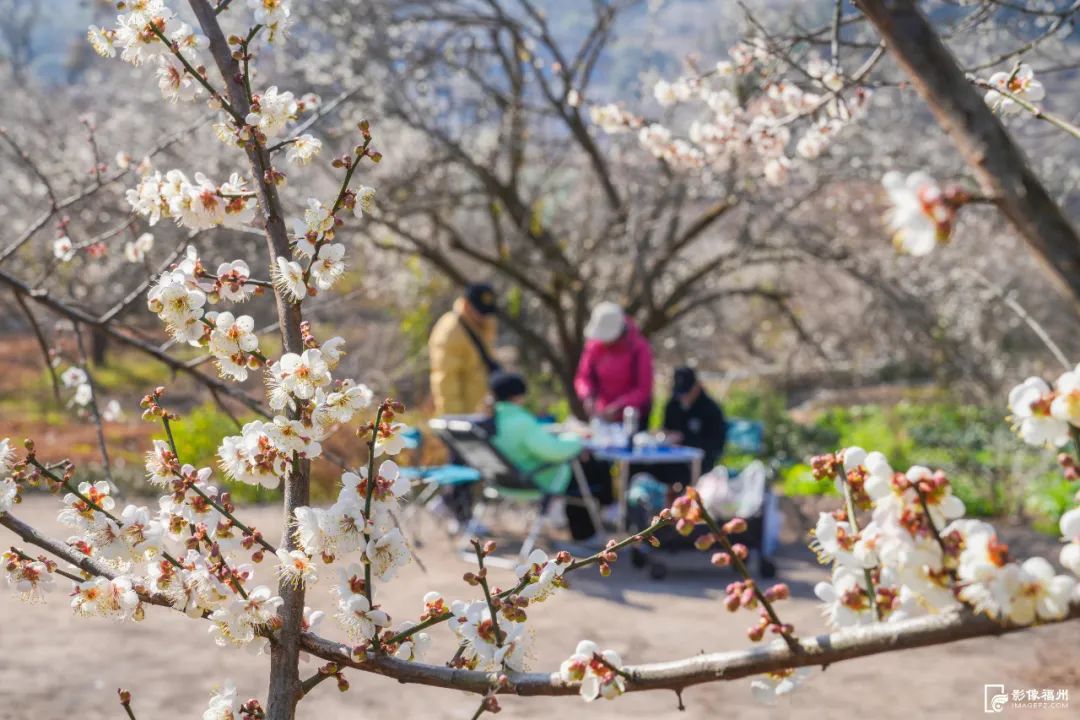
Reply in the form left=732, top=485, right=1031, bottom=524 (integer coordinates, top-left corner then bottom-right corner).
left=694, top=533, right=716, bottom=551
left=483, top=540, right=497, bottom=556
left=764, top=583, right=790, bottom=601
left=711, top=551, right=731, bottom=567
left=731, top=543, right=749, bottom=560
left=746, top=624, right=765, bottom=642
left=723, top=518, right=747, bottom=535
left=724, top=593, right=740, bottom=612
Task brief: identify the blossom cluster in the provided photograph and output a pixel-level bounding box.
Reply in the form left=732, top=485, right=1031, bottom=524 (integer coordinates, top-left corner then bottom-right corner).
left=128, top=169, right=256, bottom=231
left=809, top=447, right=1077, bottom=631
left=983, top=64, right=1045, bottom=115
left=590, top=44, right=872, bottom=186
left=1008, top=367, right=1080, bottom=448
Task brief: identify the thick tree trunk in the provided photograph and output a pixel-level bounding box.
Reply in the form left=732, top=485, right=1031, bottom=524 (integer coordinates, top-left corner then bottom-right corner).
left=856, top=0, right=1080, bottom=309
left=187, top=2, right=310, bottom=718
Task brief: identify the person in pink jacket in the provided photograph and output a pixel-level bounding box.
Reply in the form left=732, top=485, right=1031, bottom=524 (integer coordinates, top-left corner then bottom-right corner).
left=574, top=302, right=655, bottom=423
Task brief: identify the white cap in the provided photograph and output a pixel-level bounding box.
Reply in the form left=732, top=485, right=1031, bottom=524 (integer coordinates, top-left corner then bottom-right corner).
left=584, top=301, right=626, bottom=342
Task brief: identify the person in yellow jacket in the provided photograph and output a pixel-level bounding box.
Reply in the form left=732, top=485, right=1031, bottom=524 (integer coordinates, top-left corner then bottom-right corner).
left=429, top=283, right=499, bottom=416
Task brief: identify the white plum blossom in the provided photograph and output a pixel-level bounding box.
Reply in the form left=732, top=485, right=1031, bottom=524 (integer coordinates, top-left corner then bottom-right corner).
left=124, top=232, right=155, bottom=263
left=392, top=622, right=432, bottom=662
left=814, top=566, right=876, bottom=629
left=337, top=591, right=389, bottom=641
left=750, top=668, right=814, bottom=706
left=0, top=437, right=13, bottom=477
left=272, top=257, right=307, bottom=303
left=881, top=170, right=955, bottom=256
left=202, top=680, right=240, bottom=720
left=984, top=64, right=1045, bottom=115
left=53, top=236, right=75, bottom=262
left=1060, top=506, right=1080, bottom=577
left=2, top=551, right=54, bottom=601
left=0, top=478, right=18, bottom=515
left=206, top=311, right=259, bottom=381
left=309, top=243, right=346, bottom=290
left=1008, top=377, right=1070, bottom=447
left=246, top=86, right=299, bottom=139
left=364, top=527, right=409, bottom=583
left=276, top=548, right=318, bottom=588
left=1049, top=365, right=1080, bottom=427
left=990, top=557, right=1075, bottom=626
left=559, top=640, right=625, bottom=701
left=276, top=349, right=332, bottom=401
left=215, top=260, right=256, bottom=302
left=208, top=586, right=283, bottom=647
left=515, top=549, right=568, bottom=602
left=354, top=186, right=377, bottom=218
left=285, top=134, right=322, bottom=165
left=71, top=576, right=139, bottom=619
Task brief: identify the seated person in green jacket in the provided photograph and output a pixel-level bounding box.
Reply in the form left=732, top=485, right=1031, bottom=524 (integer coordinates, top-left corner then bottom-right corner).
left=489, top=371, right=584, bottom=495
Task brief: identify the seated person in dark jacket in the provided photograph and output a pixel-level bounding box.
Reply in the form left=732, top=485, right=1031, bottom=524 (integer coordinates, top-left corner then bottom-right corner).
left=662, top=367, right=727, bottom=475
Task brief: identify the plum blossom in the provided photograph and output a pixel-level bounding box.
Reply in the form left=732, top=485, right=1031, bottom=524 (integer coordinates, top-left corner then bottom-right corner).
left=286, top=134, right=322, bottom=165
left=87, top=25, right=116, bottom=58
left=272, top=257, right=307, bottom=303
left=559, top=640, right=625, bottom=701
left=0, top=437, right=13, bottom=477
left=218, top=421, right=291, bottom=489
left=990, top=557, right=1075, bottom=625
left=215, top=260, right=256, bottom=303
left=206, top=311, right=260, bottom=381
left=71, top=576, right=140, bottom=619
left=984, top=64, right=1045, bottom=115
left=1059, top=508, right=1080, bottom=577
left=203, top=680, right=240, bottom=720
left=515, top=549, right=569, bottom=602
left=0, top=478, right=17, bottom=515
left=309, top=243, right=346, bottom=290
left=1049, top=364, right=1080, bottom=427
left=1, top=551, right=54, bottom=601
left=814, top=566, right=876, bottom=629
left=276, top=349, right=332, bottom=401
left=53, top=236, right=75, bottom=262
left=354, top=186, right=377, bottom=219
left=336, top=590, right=389, bottom=641
left=392, top=622, right=432, bottom=662
left=208, top=586, right=283, bottom=647
left=750, top=668, right=814, bottom=706
left=1008, top=377, right=1070, bottom=447
left=124, top=232, right=155, bottom=263
left=365, top=527, right=409, bottom=583
left=881, top=170, right=956, bottom=256
left=246, top=86, right=299, bottom=139
left=275, top=548, right=318, bottom=588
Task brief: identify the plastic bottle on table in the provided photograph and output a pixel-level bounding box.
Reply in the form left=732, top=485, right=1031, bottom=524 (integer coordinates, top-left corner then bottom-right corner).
left=623, top=406, right=638, bottom=451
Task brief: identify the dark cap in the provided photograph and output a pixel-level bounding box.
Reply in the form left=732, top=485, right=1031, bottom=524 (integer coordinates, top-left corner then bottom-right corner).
left=489, top=371, right=528, bottom=402
left=673, top=366, right=697, bottom=395
left=466, top=282, right=497, bottom=315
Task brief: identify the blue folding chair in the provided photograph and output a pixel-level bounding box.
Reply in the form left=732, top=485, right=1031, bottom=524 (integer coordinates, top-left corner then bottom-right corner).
left=398, top=427, right=481, bottom=545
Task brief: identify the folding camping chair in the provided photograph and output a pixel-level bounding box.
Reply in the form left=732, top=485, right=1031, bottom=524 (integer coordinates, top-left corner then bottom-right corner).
left=427, top=416, right=605, bottom=565
left=397, top=427, right=482, bottom=547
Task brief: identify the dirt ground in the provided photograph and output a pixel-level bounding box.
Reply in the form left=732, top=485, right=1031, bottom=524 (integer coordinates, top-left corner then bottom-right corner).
left=0, top=496, right=1077, bottom=720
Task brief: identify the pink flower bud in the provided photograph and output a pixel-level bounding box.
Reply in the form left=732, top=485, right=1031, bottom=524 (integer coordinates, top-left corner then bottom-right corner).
left=765, top=583, right=790, bottom=601
left=723, top=518, right=748, bottom=535
left=711, top=551, right=731, bottom=567
left=731, top=543, right=749, bottom=559
left=694, top=533, right=716, bottom=551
